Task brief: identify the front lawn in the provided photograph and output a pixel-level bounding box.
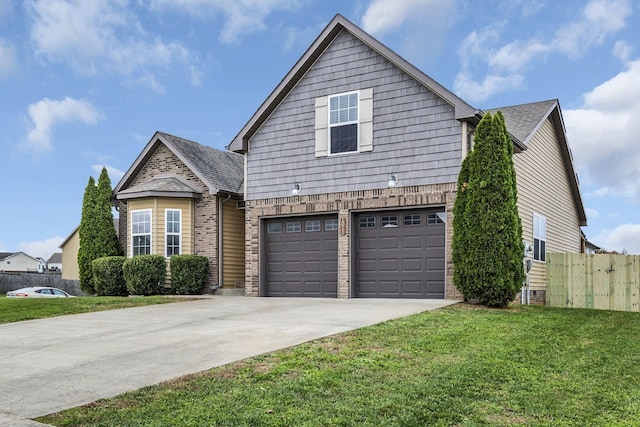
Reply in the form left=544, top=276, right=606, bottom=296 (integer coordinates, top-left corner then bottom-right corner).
left=0, top=295, right=189, bottom=324
left=40, top=304, right=640, bottom=426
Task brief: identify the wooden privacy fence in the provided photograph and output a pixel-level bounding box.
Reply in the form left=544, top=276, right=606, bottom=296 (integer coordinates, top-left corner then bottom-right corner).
left=546, top=253, right=640, bottom=312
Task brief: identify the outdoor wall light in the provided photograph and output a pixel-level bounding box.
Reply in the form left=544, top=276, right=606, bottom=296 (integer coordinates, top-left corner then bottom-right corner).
left=388, top=173, right=398, bottom=188
left=292, top=182, right=301, bottom=196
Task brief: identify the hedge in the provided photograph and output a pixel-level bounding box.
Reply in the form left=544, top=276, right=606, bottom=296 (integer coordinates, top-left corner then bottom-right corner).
left=123, top=255, right=167, bottom=296
left=92, top=256, right=128, bottom=296
left=170, top=255, right=208, bottom=295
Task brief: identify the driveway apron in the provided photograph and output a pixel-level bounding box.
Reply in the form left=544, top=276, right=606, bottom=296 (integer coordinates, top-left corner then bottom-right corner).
left=0, top=296, right=457, bottom=423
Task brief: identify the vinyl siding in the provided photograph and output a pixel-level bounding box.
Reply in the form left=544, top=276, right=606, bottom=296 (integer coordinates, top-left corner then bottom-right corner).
left=61, top=229, right=80, bottom=280
left=246, top=30, right=462, bottom=200
left=514, top=118, right=582, bottom=289
left=127, top=198, right=193, bottom=257
left=222, top=201, right=245, bottom=288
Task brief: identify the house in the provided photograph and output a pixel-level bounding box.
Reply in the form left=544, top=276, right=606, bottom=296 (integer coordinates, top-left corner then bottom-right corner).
left=60, top=226, right=80, bottom=280
left=60, top=219, right=120, bottom=281
left=228, top=14, right=586, bottom=299
left=113, top=131, right=245, bottom=292
left=0, top=252, right=42, bottom=273
left=46, top=252, right=63, bottom=271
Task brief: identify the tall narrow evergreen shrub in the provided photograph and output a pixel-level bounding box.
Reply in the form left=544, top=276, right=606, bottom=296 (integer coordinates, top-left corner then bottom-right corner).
left=77, top=167, right=122, bottom=294
left=454, top=112, right=525, bottom=307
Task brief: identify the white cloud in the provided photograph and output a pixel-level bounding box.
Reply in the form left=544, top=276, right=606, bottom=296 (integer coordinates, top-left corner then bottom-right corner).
left=149, top=0, right=302, bottom=45
left=26, top=97, right=103, bottom=151
left=18, top=236, right=64, bottom=260
left=594, top=224, right=640, bottom=254
left=0, top=39, right=16, bottom=75
left=585, top=208, right=600, bottom=220
left=91, top=164, right=125, bottom=182
left=565, top=59, right=640, bottom=202
left=453, top=72, right=524, bottom=102
left=361, top=0, right=443, bottom=35
left=454, top=0, right=633, bottom=101
left=613, top=40, right=633, bottom=61
left=27, top=0, right=198, bottom=86
left=360, top=0, right=456, bottom=66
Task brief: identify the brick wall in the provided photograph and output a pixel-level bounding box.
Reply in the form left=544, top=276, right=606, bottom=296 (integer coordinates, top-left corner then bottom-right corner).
left=245, top=183, right=463, bottom=299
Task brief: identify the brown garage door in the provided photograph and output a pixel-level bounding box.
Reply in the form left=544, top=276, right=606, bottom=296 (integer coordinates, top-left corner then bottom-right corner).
left=264, top=215, right=338, bottom=297
left=356, top=208, right=445, bottom=298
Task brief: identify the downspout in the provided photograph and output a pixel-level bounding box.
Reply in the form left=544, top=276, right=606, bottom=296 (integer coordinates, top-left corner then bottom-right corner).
left=212, top=194, right=232, bottom=294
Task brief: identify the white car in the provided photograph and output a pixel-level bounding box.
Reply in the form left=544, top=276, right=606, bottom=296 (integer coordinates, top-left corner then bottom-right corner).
left=6, top=287, right=75, bottom=298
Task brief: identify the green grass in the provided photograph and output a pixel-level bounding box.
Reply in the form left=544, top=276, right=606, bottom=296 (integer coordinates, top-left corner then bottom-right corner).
left=39, top=304, right=640, bottom=426
left=0, top=294, right=190, bottom=324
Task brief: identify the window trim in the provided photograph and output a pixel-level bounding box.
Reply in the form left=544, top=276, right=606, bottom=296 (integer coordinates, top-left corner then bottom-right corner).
left=328, top=90, right=360, bottom=155
left=533, top=213, right=547, bottom=262
left=131, top=209, right=152, bottom=257
left=165, top=208, right=182, bottom=258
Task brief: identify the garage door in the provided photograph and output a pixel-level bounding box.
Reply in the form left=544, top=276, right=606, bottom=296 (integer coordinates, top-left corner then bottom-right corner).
left=264, top=215, right=338, bottom=297
left=356, top=208, right=445, bottom=298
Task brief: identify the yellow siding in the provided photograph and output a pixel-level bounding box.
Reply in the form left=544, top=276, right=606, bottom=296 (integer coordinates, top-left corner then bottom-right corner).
left=127, top=198, right=193, bottom=257
left=514, top=118, right=582, bottom=290
left=222, top=201, right=245, bottom=288
left=61, top=228, right=80, bottom=280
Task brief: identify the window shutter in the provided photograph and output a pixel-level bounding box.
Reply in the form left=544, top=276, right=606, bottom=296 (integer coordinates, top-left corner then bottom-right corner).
left=315, top=97, right=328, bottom=157
left=359, top=88, right=373, bottom=152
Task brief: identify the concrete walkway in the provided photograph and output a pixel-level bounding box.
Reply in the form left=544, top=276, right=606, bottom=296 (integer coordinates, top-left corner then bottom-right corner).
left=0, top=296, right=457, bottom=426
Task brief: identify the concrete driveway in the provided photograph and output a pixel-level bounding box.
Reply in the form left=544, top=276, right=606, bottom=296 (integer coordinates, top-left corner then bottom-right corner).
left=0, top=296, right=457, bottom=426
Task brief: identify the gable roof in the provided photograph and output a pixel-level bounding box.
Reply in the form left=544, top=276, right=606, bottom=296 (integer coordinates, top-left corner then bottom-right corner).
left=47, top=252, right=62, bottom=264
left=59, top=219, right=119, bottom=248
left=114, top=131, right=244, bottom=196
left=0, top=252, right=14, bottom=261
left=1, top=251, right=39, bottom=263
left=228, top=14, right=478, bottom=153
left=488, top=99, right=587, bottom=226
left=116, top=175, right=203, bottom=200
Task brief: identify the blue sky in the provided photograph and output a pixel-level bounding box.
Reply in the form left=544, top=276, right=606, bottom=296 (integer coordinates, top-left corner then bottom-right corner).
left=1, top=0, right=639, bottom=259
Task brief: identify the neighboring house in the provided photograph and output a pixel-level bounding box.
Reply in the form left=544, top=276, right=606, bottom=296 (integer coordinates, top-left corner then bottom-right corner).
left=47, top=252, right=63, bottom=271
left=60, top=219, right=119, bottom=281
left=113, top=131, right=245, bottom=292
left=228, top=14, right=586, bottom=299
left=0, top=252, right=42, bottom=273
left=60, top=226, right=80, bottom=280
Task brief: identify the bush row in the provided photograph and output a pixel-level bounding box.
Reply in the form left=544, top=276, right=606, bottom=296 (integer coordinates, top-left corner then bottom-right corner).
left=92, top=255, right=209, bottom=296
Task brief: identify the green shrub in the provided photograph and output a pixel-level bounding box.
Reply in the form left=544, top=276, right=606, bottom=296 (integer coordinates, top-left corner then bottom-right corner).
left=123, top=255, right=167, bottom=296
left=92, top=256, right=128, bottom=296
left=170, top=255, right=209, bottom=294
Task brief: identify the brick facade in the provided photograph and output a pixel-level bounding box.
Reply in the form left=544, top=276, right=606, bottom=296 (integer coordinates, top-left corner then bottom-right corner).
left=117, top=144, right=220, bottom=289
left=244, top=183, right=463, bottom=299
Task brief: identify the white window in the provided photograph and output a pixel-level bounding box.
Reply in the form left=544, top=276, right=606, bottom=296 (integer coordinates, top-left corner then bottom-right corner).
left=131, top=209, right=152, bottom=256
left=166, top=209, right=181, bottom=257
left=329, top=92, right=359, bottom=154
left=533, top=213, right=546, bottom=262
left=315, top=88, right=373, bottom=157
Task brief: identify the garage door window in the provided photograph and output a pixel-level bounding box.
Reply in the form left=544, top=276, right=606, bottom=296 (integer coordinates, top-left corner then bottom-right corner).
left=325, top=219, right=338, bottom=231
left=404, top=214, right=421, bottom=226
left=381, top=216, right=398, bottom=228
left=268, top=223, right=282, bottom=234
left=286, top=221, right=301, bottom=233
left=305, top=220, right=321, bottom=232
left=360, top=217, right=375, bottom=228
left=428, top=212, right=445, bottom=224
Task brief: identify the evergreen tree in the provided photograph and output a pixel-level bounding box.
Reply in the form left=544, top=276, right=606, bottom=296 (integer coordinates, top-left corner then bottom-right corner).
left=452, top=151, right=473, bottom=299
left=95, top=167, right=122, bottom=258
left=78, top=167, right=122, bottom=294
left=78, top=176, right=98, bottom=293
left=457, top=112, right=525, bottom=307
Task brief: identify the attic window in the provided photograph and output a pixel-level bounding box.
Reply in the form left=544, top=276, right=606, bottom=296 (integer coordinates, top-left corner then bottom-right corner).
left=329, top=92, right=358, bottom=154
